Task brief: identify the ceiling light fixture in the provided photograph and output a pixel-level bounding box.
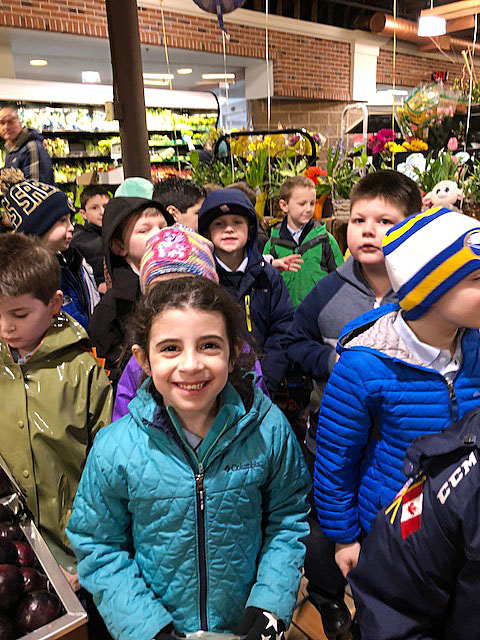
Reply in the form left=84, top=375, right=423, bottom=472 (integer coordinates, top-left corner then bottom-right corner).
left=29, top=59, right=48, bottom=67
left=177, top=68, right=193, bottom=75
left=143, top=73, right=175, bottom=80
left=418, top=15, right=446, bottom=36
left=202, top=73, right=236, bottom=80
left=82, top=71, right=101, bottom=84
left=144, top=79, right=170, bottom=86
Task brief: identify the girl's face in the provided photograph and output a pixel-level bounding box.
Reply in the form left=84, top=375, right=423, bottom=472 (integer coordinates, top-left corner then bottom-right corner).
left=136, top=307, right=232, bottom=422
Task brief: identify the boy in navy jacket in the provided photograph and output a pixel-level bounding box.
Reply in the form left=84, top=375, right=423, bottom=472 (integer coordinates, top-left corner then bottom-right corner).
left=198, top=189, right=294, bottom=394
left=349, top=407, right=480, bottom=639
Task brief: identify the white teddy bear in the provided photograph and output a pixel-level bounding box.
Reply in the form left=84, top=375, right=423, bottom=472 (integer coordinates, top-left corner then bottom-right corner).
left=422, top=180, right=464, bottom=211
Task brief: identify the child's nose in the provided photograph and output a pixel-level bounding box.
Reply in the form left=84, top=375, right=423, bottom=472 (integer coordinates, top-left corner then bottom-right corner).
left=179, top=349, right=202, bottom=372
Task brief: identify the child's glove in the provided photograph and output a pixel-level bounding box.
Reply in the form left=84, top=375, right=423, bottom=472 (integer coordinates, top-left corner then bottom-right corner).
left=236, top=607, right=286, bottom=640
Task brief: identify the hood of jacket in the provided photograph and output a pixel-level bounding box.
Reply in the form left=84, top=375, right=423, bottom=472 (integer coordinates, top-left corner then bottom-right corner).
left=404, top=407, right=480, bottom=478
left=102, top=197, right=174, bottom=280
left=6, top=127, right=43, bottom=152
left=336, top=257, right=396, bottom=302
left=0, top=312, right=88, bottom=366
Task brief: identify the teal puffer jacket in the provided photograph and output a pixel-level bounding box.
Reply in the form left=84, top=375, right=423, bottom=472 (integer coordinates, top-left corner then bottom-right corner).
left=67, top=381, right=310, bottom=640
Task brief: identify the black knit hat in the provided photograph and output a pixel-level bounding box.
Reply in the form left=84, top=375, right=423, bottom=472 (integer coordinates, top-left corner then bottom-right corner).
left=0, top=173, right=75, bottom=237
left=198, top=188, right=257, bottom=237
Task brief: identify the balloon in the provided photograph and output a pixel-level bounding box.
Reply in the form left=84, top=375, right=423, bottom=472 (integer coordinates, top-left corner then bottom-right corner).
left=192, top=0, right=246, bottom=31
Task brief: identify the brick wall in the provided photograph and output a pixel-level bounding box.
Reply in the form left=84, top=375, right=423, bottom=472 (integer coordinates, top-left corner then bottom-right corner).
left=377, top=49, right=477, bottom=88
left=0, top=0, right=351, bottom=101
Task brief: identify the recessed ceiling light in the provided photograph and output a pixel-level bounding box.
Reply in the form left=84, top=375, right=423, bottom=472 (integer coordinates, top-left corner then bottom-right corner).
left=202, top=73, right=235, bottom=80
left=29, top=59, right=48, bottom=67
left=82, top=71, right=101, bottom=84
left=143, top=73, right=175, bottom=80
left=177, top=68, right=193, bottom=75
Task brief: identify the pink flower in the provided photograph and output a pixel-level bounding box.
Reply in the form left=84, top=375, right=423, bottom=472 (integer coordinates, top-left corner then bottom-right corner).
left=448, top=137, right=458, bottom=152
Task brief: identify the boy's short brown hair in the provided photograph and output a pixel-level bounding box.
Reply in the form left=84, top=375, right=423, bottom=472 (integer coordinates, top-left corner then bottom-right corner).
left=0, top=233, right=60, bottom=304
left=80, top=185, right=110, bottom=210
left=350, top=170, right=422, bottom=217
left=280, top=176, right=316, bottom=203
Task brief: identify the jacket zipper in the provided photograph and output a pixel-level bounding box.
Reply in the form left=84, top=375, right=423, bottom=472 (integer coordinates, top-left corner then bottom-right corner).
left=195, top=465, right=208, bottom=630
left=447, top=379, right=458, bottom=422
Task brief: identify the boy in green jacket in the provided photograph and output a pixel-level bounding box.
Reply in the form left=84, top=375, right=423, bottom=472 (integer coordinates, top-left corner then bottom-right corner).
left=0, top=233, right=112, bottom=589
left=264, top=176, right=343, bottom=308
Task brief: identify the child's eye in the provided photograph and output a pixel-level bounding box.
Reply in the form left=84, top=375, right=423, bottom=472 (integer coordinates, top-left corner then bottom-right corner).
left=202, top=342, right=220, bottom=350
left=160, top=345, right=179, bottom=353
left=381, top=219, right=393, bottom=225
left=13, top=313, right=28, bottom=319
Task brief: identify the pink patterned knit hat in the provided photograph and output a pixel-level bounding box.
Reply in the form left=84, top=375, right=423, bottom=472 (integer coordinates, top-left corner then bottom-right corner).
left=140, top=223, right=219, bottom=293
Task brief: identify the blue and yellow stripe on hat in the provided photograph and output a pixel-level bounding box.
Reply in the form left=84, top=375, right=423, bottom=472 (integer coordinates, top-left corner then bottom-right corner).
left=382, top=207, right=480, bottom=319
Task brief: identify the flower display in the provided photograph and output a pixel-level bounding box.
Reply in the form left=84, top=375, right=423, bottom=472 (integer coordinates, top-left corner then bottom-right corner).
left=448, top=137, right=458, bottom=152
left=368, top=129, right=396, bottom=154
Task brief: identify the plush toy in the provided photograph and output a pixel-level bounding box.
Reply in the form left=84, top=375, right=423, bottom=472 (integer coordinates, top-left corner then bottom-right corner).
left=422, top=180, right=464, bottom=211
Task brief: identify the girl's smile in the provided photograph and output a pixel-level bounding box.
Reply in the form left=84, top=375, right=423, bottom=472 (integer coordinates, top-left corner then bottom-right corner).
left=134, top=307, right=232, bottom=437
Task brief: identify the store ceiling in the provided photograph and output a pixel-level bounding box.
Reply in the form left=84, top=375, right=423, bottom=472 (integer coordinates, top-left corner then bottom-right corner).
left=0, top=27, right=249, bottom=92
left=243, top=0, right=476, bottom=40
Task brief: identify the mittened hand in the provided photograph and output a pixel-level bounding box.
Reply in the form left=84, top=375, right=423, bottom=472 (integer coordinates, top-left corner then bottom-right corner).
left=236, top=606, right=286, bottom=640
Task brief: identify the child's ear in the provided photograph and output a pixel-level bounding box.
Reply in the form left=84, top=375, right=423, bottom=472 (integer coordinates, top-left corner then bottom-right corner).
left=132, top=344, right=151, bottom=376
left=110, top=238, right=127, bottom=257
left=167, top=205, right=181, bottom=221
left=279, top=198, right=289, bottom=213
left=80, top=208, right=87, bottom=222
left=49, top=290, right=63, bottom=317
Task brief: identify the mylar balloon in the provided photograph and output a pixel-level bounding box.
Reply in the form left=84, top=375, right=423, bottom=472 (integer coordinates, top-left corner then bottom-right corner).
left=193, top=0, right=246, bottom=31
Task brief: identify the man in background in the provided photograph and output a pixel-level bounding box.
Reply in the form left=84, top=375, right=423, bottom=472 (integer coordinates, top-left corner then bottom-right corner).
left=0, top=106, right=54, bottom=184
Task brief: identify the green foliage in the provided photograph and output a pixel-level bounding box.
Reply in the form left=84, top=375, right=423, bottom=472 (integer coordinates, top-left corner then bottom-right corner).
left=412, top=149, right=461, bottom=193
left=317, top=145, right=373, bottom=199
left=188, top=151, right=244, bottom=187
left=465, top=159, right=480, bottom=204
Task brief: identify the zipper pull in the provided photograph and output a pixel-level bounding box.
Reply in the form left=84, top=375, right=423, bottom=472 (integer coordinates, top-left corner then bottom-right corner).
left=244, top=295, right=253, bottom=333
left=196, top=474, right=205, bottom=511
left=447, top=380, right=455, bottom=399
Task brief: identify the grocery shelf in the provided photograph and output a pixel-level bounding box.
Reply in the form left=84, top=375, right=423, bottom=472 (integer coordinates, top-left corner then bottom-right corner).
left=52, top=155, right=111, bottom=162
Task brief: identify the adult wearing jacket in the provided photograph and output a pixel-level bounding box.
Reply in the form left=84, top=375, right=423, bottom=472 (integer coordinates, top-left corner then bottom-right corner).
left=349, top=407, right=480, bottom=639
left=0, top=107, right=54, bottom=184
left=315, top=304, right=480, bottom=544
left=264, top=218, right=343, bottom=309
left=0, top=314, right=112, bottom=572
left=198, top=189, right=294, bottom=393
left=67, top=380, right=310, bottom=640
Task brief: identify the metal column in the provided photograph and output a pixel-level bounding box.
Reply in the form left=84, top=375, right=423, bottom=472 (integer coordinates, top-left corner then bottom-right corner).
left=105, top=0, right=151, bottom=179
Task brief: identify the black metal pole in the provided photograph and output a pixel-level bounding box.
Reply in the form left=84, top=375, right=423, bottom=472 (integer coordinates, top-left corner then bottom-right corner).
left=105, top=0, right=151, bottom=179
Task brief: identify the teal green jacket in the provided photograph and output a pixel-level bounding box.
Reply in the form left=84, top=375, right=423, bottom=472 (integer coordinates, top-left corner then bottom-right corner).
left=264, top=219, right=344, bottom=308
left=67, top=381, right=310, bottom=640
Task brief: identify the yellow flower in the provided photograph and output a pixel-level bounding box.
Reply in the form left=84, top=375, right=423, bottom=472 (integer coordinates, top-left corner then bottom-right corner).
left=386, top=142, right=407, bottom=154
left=407, top=138, right=428, bottom=151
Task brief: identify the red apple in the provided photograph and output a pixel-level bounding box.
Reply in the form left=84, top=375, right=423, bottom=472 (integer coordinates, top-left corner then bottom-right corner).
left=15, top=590, right=62, bottom=633
left=19, top=567, right=48, bottom=593
left=13, top=541, right=34, bottom=567
left=0, top=565, right=23, bottom=610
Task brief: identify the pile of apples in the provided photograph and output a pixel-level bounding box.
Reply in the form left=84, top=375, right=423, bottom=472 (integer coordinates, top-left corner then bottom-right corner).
left=0, top=505, right=62, bottom=639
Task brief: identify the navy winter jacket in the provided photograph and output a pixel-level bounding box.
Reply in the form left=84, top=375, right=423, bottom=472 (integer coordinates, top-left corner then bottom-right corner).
left=314, top=305, right=480, bottom=543
left=4, top=128, right=54, bottom=185
left=198, top=190, right=294, bottom=393
left=349, top=408, right=480, bottom=639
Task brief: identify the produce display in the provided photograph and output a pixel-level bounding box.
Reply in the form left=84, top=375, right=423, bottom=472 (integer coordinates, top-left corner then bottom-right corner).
left=0, top=476, right=63, bottom=639
left=54, top=161, right=115, bottom=184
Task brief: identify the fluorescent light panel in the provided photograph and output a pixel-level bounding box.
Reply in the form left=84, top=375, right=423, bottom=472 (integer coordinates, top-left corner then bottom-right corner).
left=29, top=59, right=48, bottom=66
left=202, top=73, right=235, bottom=80
left=82, top=71, right=101, bottom=83
left=143, top=73, right=175, bottom=80
left=177, top=68, right=193, bottom=75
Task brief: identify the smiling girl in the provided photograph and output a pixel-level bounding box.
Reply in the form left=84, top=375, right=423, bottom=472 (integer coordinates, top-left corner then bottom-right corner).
left=67, top=277, right=309, bottom=640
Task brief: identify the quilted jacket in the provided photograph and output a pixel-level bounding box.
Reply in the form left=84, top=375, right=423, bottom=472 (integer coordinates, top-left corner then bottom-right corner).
left=67, top=381, right=310, bottom=640
left=0, top=313, right=112, bottom=572
left=314, top=304, right=480, bottom=544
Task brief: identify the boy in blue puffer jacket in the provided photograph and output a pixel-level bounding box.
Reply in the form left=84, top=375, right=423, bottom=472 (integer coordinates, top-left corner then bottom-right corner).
left=315, top=207, right=480, bottom=581
left=67, top=277, right=309, bottom=640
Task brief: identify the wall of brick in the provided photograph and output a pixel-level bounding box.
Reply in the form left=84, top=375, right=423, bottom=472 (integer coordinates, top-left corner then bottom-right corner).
left=377, top=48, right=476, bottom=88
left=0, top=0, right=351, bottom=101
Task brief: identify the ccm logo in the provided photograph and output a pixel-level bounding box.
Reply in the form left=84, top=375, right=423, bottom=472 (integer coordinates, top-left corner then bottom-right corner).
left=437, top=451, right=477, bottom=505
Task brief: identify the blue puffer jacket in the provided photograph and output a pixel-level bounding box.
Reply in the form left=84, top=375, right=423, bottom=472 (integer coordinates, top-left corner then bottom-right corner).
left=67, top=381, right=310, bottom=640
left=314, top=305, right=480, bottom=544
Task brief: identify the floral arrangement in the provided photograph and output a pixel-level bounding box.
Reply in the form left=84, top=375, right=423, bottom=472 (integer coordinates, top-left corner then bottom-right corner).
left=411, top=138, right=469, bottom=193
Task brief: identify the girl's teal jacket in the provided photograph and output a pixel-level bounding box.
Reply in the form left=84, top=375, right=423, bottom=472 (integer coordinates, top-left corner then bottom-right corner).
left=67, top=381, right=310, bottom=640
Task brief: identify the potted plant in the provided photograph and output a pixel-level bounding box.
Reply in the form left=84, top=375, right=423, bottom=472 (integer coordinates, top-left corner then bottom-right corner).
left=463, top=157, right=480, bottom=220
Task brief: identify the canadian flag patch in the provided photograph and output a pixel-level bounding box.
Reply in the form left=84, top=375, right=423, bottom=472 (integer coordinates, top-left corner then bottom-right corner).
left=400, top=481, right=424, bottom=539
